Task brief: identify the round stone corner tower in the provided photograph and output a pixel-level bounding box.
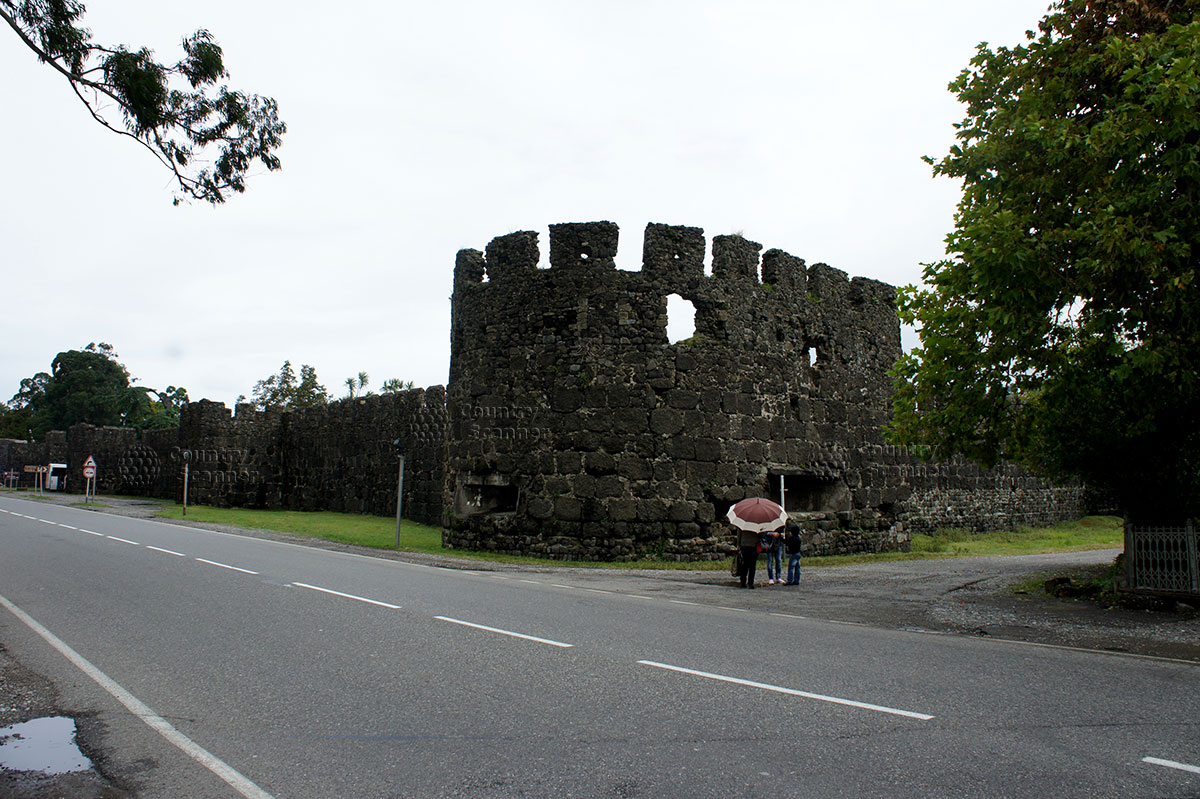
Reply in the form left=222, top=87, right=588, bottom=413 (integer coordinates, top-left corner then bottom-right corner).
left=443, top=220, right=904, bottom=560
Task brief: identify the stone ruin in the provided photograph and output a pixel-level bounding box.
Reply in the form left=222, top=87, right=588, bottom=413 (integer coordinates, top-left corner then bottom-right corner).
left=0, top=221, right=1087, bottom=560
left=442, top=221, right=1085, bottom=559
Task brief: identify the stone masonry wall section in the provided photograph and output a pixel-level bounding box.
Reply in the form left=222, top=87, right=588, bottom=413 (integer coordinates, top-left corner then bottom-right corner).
left=52, top=389, right=447, bottom=528
left=444, top=221, right=1085, bottom=560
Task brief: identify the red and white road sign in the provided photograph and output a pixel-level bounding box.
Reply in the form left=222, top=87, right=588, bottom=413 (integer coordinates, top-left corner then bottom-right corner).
left=82, top=465, right=96, bottom=479
left=83, top=455, right=97, bottom=468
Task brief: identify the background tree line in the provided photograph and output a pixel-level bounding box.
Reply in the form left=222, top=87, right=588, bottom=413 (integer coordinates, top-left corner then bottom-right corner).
left=1, top=346, right=417, bottom=441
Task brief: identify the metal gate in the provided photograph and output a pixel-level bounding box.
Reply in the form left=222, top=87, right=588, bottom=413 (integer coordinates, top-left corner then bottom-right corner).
left=1125, top=521, right=1200, bottom=597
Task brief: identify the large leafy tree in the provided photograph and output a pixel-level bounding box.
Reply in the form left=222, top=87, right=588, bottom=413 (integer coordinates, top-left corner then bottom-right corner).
left=1, top=0, right=285, bottom=204
left=35, top=346, right=130, bottom=433
left=890, top=0, right=1200, bottom=522
left=7, top=343, right=189, bottom=437
left=129, top=384, right=191, bottom=430
left=246, top=361, right=329, bottom=410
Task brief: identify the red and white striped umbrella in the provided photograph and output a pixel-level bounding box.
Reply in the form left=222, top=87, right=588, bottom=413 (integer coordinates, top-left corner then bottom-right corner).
left=725, top=497, right=787, bottom=533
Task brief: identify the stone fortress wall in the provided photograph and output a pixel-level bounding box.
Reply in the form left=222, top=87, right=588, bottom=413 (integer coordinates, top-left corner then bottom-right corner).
left=0, top=220, right=1086, bottom=559
left=0, top=389, right=448, bottom=528
left=443, top=222, right=1084, bottom=559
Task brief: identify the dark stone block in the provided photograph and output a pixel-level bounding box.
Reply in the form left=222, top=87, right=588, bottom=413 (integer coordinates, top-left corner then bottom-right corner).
left=642, top=222, right=705, bottom=281
left=584, top=451, right=616, bottom=475
left=649, top=408, right=684, bottom=436
left=549, top=221, right=619, bottom=270
left=711, top=234, right=762, bottom=281
left=485, top=231, right=539, bottom=280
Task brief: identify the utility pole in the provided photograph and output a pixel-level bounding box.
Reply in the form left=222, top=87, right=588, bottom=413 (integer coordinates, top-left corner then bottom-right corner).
left=393, top=440, right=406, bottom=547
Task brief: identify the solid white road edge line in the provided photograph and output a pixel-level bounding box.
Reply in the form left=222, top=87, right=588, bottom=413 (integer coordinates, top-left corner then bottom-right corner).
left=435, top=616, right=574, bottom=648
left=637, top=660, right=935, bottom=720
left=195, top=558, right=259, bottom=575
left=1143, top=756, right=1200, bottom=775
left=0, top=592, right=277, bottom=799
left=291, top=582, right=401, bottom=609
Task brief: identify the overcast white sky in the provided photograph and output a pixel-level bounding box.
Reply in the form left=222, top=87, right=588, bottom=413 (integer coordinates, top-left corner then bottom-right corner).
left=1, top=1, right=1052, bottom=408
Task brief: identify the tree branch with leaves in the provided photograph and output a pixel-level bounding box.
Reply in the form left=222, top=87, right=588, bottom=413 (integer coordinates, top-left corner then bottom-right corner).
left=1, top=0, right=285, bottom=204
left=890, top=0, right=1200, bottom=521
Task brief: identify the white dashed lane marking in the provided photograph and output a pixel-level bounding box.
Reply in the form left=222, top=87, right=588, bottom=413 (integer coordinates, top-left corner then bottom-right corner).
left=435, top=616, right=573, bottom=648
left=1143, top=757, right=1200, bottom=775
left=637, top=660, right=936, bottom=720
left=195, top=558, right=259, bottom=575
left=291, top=582, right=401, bottom=609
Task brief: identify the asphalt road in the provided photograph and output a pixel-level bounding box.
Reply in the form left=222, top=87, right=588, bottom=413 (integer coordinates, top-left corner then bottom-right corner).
left=1, top=495, right=1198, bottom=798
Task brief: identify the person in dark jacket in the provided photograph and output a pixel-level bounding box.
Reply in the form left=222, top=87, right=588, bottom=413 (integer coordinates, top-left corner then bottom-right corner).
left=736, top=526, right=761, bottom=588
left=784, top=525, right=803, bottom=585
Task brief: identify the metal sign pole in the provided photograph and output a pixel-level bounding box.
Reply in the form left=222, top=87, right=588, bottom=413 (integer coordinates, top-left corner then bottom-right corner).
left=181, top=449, right=191, bottom=516
left=394, top=455, right=406, bottom=548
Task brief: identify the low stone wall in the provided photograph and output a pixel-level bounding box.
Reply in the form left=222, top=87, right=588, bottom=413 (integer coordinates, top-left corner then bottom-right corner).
left=0, top=433, right=67, bottom=489
left=155, top=388, right=447, bottom=526
left=898, top=458, right=1087, bottom=534
left=67, top=424, right=137, bottom=496
left=16, top=388, right=449, bottom=529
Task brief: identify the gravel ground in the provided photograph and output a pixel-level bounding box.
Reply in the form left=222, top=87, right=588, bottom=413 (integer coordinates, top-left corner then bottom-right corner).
left=2, top=492, right=1197, bottom=796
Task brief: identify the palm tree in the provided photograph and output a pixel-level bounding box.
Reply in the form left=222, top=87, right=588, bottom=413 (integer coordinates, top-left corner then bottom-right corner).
left=344, top=371, right=370, bottom=399
left=381, top=378, right=415, bottom=393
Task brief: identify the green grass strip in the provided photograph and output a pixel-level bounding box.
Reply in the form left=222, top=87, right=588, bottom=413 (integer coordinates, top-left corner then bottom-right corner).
left=154, top=505, right=1123, bottom=570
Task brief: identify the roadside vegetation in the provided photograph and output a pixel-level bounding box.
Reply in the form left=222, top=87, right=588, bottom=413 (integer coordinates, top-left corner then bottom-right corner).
left=153, top=504, right=1122, bottom=570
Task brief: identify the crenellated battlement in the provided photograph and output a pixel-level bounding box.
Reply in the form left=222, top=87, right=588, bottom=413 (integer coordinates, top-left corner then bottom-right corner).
left=455, top=221, right=832, bottom=296
left=452, top=222, right=897, bottom=372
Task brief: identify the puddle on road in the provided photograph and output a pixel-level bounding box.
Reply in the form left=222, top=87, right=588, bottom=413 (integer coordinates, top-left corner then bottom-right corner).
left=0, top=716, right=94, bottom=774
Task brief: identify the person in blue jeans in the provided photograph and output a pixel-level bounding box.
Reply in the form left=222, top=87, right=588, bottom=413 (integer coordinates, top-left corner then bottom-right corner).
left=765, top=526, right=784, bottom=584
left=784, top=525, right=803, bottom=585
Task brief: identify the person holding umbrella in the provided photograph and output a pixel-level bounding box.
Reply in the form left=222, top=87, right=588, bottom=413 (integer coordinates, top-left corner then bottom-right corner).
left=726, top=497, right=788, bottom=589
left=735, top=525, right=761, bottom=588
